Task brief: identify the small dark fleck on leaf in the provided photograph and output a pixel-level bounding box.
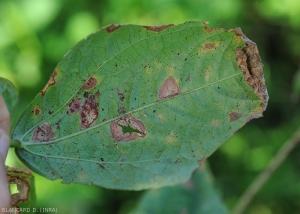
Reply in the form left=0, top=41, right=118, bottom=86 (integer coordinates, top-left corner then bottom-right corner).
left=185, top=74, right=190, bottom=82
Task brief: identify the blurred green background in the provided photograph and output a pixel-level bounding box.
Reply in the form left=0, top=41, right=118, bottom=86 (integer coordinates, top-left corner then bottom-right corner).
left=1, top=0, right=300, bottom=213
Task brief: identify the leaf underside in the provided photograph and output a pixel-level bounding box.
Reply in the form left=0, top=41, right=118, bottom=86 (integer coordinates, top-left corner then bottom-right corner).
left=12, top=21, right=268, bottom=190
left=130, top=164, right=229, bottom=214
left=0, top=77, right=18, bottom=113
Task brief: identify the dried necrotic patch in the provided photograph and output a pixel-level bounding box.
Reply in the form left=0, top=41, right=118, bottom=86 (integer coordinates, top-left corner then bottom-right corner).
left=41, top=69, right=57, bottom=96
left=233, top=28, right=269, bottom=111
left=7, top=167, right=33, bottom=208
left=32, top=123, right=55, bottom=142
left=82, top=77, right=98, bottom=90
left=80, top=94, right=99, bottom=128
left=106, top=24, right=124, bottom=33
left=143, top=24, right=174, bottom=32
left=110, top=116, right=146, bottom=142
left=159, top=76, right=179, bottom=99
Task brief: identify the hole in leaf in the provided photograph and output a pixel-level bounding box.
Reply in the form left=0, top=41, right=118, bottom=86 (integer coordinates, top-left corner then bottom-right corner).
left=10, top=184, right=19, bottom=194
left=118, top=122, right=142, bottom=135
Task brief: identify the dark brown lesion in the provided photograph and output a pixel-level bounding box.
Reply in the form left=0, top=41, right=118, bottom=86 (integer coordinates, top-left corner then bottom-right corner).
left=233, top=28, right=269, bottom=111
left=201, top=21, right=223, bottom=33
left=67, top=98, right=82, bottom=114
left=33, top=106, right=41, bottom=116
left=203, top=43, right=217, bottom=50
left=159, top=76, right=180, bottom=99
left=117, top=88, right=125, bottom=101
left=116, top=88, right=126, bottom=115
left=118, top=106, right=126, bottom=115
left=229, top=112, right=243, bottom=122
left=67, top=92, right=100, bottom=128
left=143, top=24, right=174, bottom=32
left=41, top=69, right=58, bottom=96
left=82, top=77, right=98, bottom=90
left=32, top=123, right=55, bottom=142
left=110, top=115, right=147, bottom=142
left=106, top=24, right=124, bottom=33
left=80, top=93, right=99, bottom=128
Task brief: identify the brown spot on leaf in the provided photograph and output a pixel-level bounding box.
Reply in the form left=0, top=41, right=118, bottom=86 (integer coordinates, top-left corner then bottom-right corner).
left=116, top=88, right=126, bottom=114
left=143, top=24, right=174, bottom=32
left=118, top=106, right=126, bottom=115
left=7, top=167, right=33, bottom=209
left=41, top=70, right=57, bottom=96
left=33, top=107, right=41, bottom=115
left=80, top=94, right=99, bottom=128
left=117, top=88, right=125, bottom=101
left=98, top=163, right=105, bottom=169
left=159, top=76, right=179, bottom=99
left=32, top=123, right=55, bottom=142
left=67, top=98, right=82, bottom=114
left=202, top=21, right=223, bottom=33
left=229, top=112, right=243, bottom=122
left=233, top=28, right=269, bottom=111
left=204, top=43, right=216, bottom=50
left=110, top=115, right=146, bottom=142
left=82, top=77, right=98, bottom=90
left=106, top=24, right=124, bottom=33
left=185, top=74, right=190, bottom=82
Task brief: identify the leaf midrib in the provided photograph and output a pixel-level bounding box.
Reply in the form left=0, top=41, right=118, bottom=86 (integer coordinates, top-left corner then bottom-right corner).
left=21, top=72, right=242, bottom=146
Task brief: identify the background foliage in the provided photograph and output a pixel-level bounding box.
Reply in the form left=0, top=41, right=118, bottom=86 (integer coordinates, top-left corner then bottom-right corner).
left=0, top=0, right=300, bottom=213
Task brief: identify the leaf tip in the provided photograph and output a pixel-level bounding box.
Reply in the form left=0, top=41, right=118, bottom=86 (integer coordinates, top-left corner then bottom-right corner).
left=233, top=28, right=269, bottom=112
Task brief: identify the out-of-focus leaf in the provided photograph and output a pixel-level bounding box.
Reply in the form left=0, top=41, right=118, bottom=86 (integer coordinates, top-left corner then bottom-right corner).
left=12, top=21, right=268, bottom=190
left=130, top=164, right=228, bottom=214
left=292, top=69, right=300, bottom=94
left=7, top=167, right=36, bottom=213
left=0, top=77, right=18, bottom=113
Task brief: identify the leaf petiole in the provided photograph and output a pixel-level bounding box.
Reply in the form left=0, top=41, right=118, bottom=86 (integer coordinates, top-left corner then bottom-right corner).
left=10, top=140, right=21, bottom=148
